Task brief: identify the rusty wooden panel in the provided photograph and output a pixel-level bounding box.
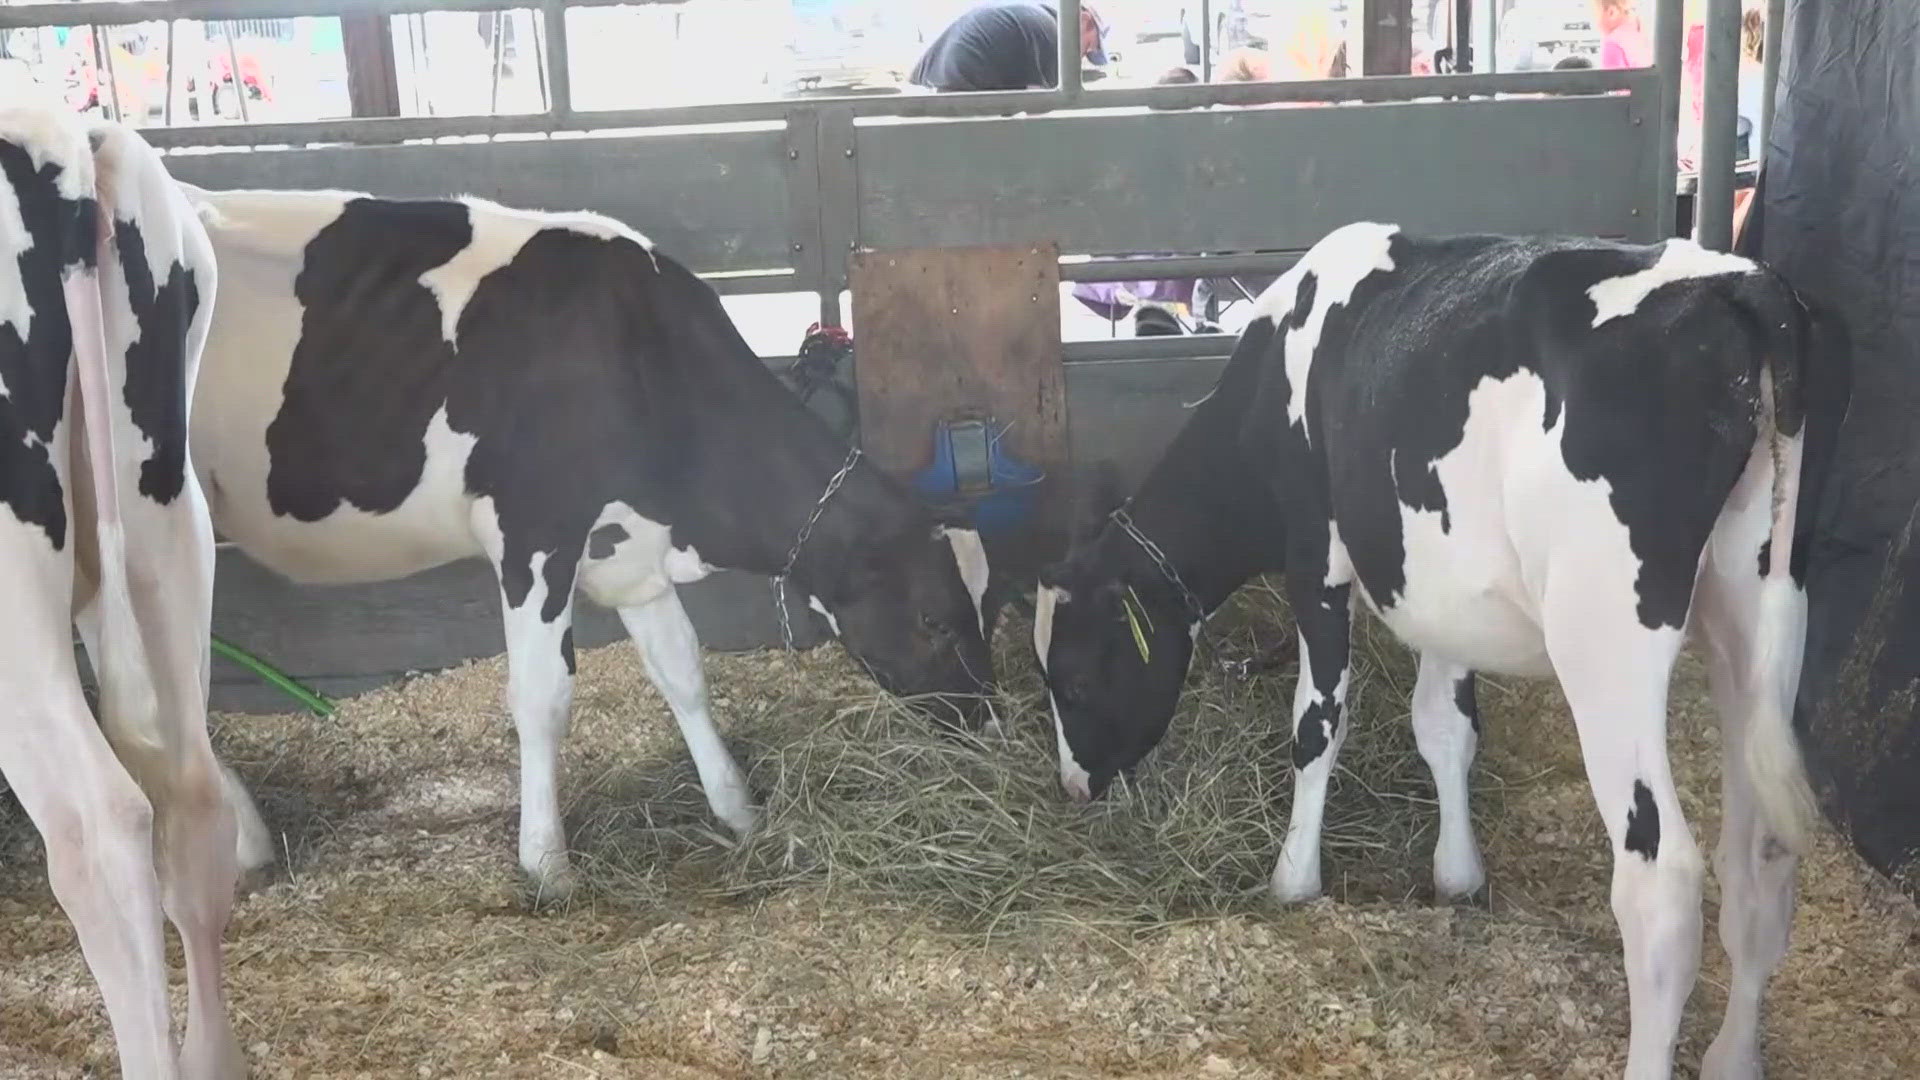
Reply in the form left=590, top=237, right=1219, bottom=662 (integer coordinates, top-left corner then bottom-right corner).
left=849, top=243, right=1068, bottom=486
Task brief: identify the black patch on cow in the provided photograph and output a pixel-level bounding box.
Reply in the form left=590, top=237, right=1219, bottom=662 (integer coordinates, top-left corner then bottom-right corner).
left=1453, top=672, right=1480, bottom=735
left=0, top=140, right=97, bottom=552
left=1292, top=699, right=1335, bottom=769
left=259, top=196, right=956, bottom=639
left=1288, top=573, right=1352, bottom=771
left=587, top=523, right=628, bottom=560
left=1269, top=232, right=1792, bottom=633
left=1624, top=779, right=1660, bottom=861
left=560, top=627, right=575, bottom=676
left=266, top=199, right=473, bottom=526
left=112, top=217, right=200, bottom=504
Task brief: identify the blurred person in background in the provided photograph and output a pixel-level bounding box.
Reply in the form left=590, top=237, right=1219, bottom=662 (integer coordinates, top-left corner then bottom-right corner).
left=907, top=2, right=1108, bottom=92
left=1592, top=0, right=1652, bottom=69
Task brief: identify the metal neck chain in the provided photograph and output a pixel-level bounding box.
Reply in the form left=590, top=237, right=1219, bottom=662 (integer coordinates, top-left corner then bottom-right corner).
left=774, top=444, right=864, bottom=650
left=1110, top=502, right=1207, bottom=625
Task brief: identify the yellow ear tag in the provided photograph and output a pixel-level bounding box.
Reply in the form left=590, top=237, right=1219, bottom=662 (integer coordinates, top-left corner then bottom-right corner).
left=1122, top=586, right=1154, bottom=665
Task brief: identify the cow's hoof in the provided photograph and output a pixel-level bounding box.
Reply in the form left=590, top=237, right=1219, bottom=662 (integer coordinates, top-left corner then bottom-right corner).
left=521, top=861, right=581, bottom=908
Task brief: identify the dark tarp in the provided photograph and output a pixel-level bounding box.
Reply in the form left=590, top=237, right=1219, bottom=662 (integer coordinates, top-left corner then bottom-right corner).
left=1741, top=0, right=1920, bottom=897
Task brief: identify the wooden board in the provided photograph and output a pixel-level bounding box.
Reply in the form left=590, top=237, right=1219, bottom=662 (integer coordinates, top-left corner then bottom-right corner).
left=848, top=243, right=1072, bottom=619
left=848, top=243, right=1069, bottom=492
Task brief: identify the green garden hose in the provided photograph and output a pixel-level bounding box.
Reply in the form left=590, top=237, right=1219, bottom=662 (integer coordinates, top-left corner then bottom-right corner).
left=211, top=634, right=336, bottom=717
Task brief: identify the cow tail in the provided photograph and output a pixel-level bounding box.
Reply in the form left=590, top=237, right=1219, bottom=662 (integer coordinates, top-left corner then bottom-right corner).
left=1739, top=271, right=1831, bottom=858
left=65, top=156, right=161, bottom=756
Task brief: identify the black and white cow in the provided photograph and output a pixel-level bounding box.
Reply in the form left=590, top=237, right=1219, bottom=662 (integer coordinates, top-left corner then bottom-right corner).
left=176, top=186, right=995, bottom=898
left=1034, top=222, right=1847, bottom=1079
left=1, top=101, right=242, bottom=1077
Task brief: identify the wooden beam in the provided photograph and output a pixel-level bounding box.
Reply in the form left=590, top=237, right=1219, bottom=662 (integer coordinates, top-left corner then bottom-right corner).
left=341, top=13, right=400, bottom=117
left=1360, top=0, right=1414, bottom=76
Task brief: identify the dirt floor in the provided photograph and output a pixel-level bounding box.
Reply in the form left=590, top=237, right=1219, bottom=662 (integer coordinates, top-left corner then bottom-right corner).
left=1, top=591, right=1915, bottom=1079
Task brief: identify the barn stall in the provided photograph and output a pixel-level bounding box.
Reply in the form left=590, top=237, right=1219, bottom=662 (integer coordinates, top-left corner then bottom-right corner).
left=0, top=0, right=1914, bottom=1076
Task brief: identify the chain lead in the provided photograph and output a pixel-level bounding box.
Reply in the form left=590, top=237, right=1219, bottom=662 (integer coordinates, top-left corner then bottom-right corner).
left=773, top=444, right=864, bottom=650
left=1110, top=502, right=1206, bottom=626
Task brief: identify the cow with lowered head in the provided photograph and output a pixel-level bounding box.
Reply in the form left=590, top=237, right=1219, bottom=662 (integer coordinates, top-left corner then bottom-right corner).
left=1035, top=221, right=1848, bottom=1079
left=178, top=187, right=994, bottom=900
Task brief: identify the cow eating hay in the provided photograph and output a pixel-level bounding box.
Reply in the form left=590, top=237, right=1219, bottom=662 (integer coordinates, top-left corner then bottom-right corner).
left=1035, top=222, right=1849, bottom=1079
left=174, top=186, right=997, bottom=901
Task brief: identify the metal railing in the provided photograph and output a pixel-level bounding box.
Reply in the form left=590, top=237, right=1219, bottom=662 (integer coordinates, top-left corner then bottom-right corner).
left=0, top=0, right=1709, bottom=363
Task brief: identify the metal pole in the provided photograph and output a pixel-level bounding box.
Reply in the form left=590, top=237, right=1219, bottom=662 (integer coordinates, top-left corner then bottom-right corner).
left=1199, top=0, right=1213, bottom=82
left=1697, top=0, right=1739, bottom=249
left=162, top=19, right=175, bottom=125
left=1760, top=0, right=1784, bottom=165
left=1487, top=0, right=1499, bottom=73
left=1653, top=0, right=1683, bottom=238
left=529, top=7, right=548, bottom=112
left=541, top=0, right=570, bottom=117
left=222, top=21, right=250, bottom=122
left=487, top=10, right=504, bottom=114
left=90, top=25, right=124, bottom=121
left=1057, top=0, right=1081, bottom=100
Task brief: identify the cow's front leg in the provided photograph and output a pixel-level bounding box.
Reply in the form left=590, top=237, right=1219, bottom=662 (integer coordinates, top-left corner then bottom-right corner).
left=1272, top=534, right=1355, bottom=904
left=479, top=505, right=584, bottom=902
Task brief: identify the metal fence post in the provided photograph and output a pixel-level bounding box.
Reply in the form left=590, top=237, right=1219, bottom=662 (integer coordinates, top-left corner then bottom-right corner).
left=542, top=0, right=570, bottom=119
left=1760, top=0, right=1784, bottom=165
left=1199, top=0, right=1213, bottom=81
left=1696, top=0, right=1739, bottom=250
left=1058, top=0, right=1081, bottom=101
left=1653, top=0, right=1684, bottom=239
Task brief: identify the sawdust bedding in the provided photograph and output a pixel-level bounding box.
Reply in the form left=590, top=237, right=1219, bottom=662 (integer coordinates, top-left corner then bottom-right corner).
left=0, top=587, right=1914, bottom=1079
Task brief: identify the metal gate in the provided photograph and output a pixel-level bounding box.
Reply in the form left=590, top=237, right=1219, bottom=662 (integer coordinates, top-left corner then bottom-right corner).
left=1, top=0, right=1695, bottom=707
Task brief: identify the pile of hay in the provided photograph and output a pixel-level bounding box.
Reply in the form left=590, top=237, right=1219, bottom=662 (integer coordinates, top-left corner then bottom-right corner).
left=566, top=579, right=1505, bottom=929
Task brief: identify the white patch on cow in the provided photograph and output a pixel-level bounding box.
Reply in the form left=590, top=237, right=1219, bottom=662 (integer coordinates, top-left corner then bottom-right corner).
left=90, top=128, right=195, bottom=293
left=1587, top=240, right=1755, bottom=327
left=575, top=501, right=684, bottom=609
left=0, top=98, right=93, bottom=198
left=1032, top=584, right=1064, bottom=672
left=418, top=214, right=548, bottom=346
left=186, top=188, right=356, bottom=262
left=414, top=197, right=663, bottom=345
left=1250, top=221, right=1400, bottom=441
left=0, top=170, right=30, bottom=360
left=664, top=544, right=715, bottom=585
left=1377, top=370, right=1641, bottom=678
left=1052, top=693, right=1093, bottom=801
left=1323, top=519, right=1352, bottom=589
left=1032, top=585, right=1093, bottom=799
left=458, top=195, right=655, bottom=250
left=939, top=526, right=990, bottom=635
left=806, top=595, right=841, bottom=637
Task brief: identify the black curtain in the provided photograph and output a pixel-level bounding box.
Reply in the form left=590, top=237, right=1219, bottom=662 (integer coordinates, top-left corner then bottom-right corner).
left=1741, top=0, right=1920, bottom=897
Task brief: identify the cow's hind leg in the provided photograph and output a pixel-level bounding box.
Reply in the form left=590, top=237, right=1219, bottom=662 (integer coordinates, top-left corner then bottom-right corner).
left=618, top=589, right=757, bottom=836
left=1546, top=597, right=1700, bottom=1080
left=1271, top=545, right=1355, bottom=904
left=1694, top=452, right=1806, bottom=1080
left=0, top=626, right=175, bottom=1076
left=1412, top=654, right=1485, bottom=900
left=71, top=456, right=243, bottom=1075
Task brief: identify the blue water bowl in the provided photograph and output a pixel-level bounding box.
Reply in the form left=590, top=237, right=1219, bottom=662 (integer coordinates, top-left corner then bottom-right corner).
left=910, top=418, right=1046, bottom=539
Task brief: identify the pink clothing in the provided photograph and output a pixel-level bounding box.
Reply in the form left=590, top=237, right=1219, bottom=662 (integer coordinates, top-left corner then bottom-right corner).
left=1599, top=21, right=1653, bottom=69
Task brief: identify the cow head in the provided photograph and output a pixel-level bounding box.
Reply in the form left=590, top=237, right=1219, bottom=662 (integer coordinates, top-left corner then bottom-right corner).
left=1033, top=469, right=1195, bottom=800
left=804, top=519, right=994, bottom=730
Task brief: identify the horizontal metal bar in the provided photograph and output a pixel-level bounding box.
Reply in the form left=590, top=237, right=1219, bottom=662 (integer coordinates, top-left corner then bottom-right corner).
left=0, top=0, right=660, bottom=26
left=1064, top=334, right=1239, bottom=363
left=135, top=66, right=1646, bottom=150
left=1061, top=252, right=1301, bottom=283
left=704, top=272, right=804, bottom=296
